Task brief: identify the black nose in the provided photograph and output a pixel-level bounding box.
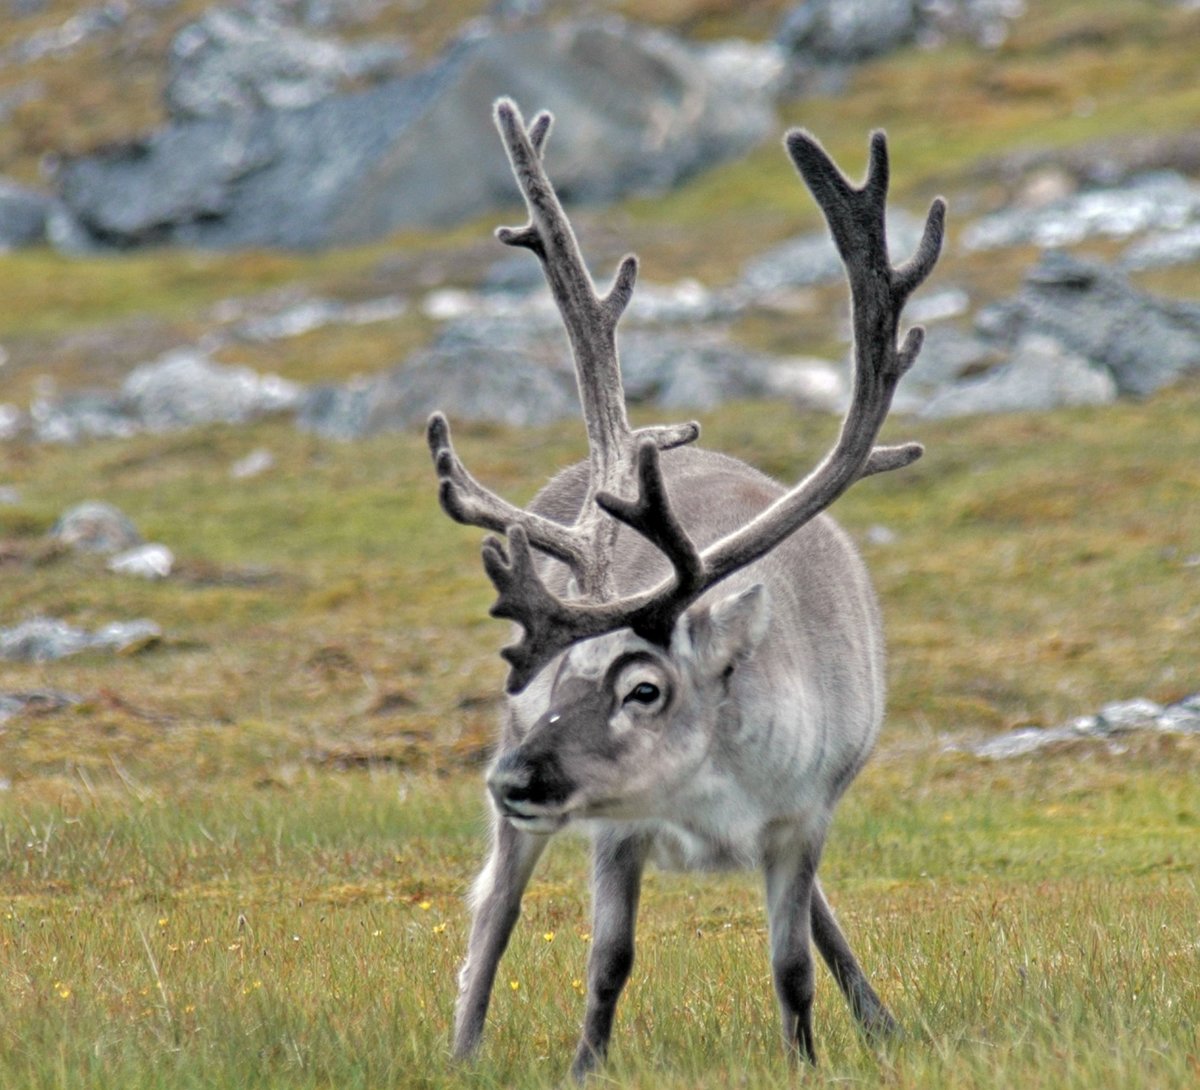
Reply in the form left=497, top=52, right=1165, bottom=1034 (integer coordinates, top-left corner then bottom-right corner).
left=487, top=751, right=572, bottom=812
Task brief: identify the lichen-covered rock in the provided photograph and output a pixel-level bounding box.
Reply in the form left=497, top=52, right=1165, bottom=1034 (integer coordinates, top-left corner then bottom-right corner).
left=56, top=20, right=781, bottom=249
left=920, top=332, right=1117, bottom=418
left=121, top=349, right=304, bottom=431
left=50, top=501, right=142, bottom=555
left=975, top=251, right=1200, bottom=397
left=164, top=5, right=411, bottom=121
left=0, top=176, right=52, bottom=250
left=0, top=617, right=161, bottom=662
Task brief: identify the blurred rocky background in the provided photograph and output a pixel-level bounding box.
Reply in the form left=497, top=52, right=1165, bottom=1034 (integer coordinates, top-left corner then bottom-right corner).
left=0, top=0, right=1197, bottom=435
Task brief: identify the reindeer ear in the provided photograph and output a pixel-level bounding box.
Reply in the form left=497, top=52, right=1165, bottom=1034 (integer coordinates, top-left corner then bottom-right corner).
left=683, top=584, right=770, bottom=677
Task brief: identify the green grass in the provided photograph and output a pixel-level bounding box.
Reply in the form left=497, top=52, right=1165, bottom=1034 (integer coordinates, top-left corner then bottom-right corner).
left=3, top=381, right=1200, bottom=1087
left=1, top=748, right=1198, bottom=1088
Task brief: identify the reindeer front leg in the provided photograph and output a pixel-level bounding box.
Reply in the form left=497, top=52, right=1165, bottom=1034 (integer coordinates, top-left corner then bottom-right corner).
left=570, top=831, right=650, bottom=1082
left=453, top=817, right=547, bottom=1059
left=764, top=845, right=822, bottom=1065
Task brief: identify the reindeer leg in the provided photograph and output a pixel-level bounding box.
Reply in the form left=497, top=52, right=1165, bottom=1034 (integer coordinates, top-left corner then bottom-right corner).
left=569, top=830, right=650, bottom=1082
left=453, top=817, right=547, bottom=1060
left=764, top=845, right=821, bottom=1065
left=810, top=878, right=898, bottom=1040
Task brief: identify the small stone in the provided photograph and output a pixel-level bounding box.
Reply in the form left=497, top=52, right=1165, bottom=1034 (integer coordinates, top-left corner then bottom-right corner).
left=230, top=449, right=275, bottom=479
left=108, top=544, right=174, bottom=580
left=1096, top=698, right=1164, bottom=732
left=0, top=617, right=156, bottom=661
left=0, top=690, right=81, bottom=724
left=50, top=501, right=142, bottom=555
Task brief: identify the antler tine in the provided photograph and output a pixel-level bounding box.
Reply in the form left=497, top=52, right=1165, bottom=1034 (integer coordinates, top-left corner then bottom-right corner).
left=483, top=526, right=641, bottom=693
left=691, top=130, right=943, bottom=586
left=596, top=440, right=704, bottom=614
left=492, top=97, right=634, bottom=482
left=427, top=413, right=587, bottom=570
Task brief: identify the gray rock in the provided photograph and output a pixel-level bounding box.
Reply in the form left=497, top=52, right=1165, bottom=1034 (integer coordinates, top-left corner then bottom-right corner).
left=298, top=315, right=833, bottom=436
left=1096, top=698, right=1164, bottom=733
left=3, top=1, right=129, bottom=65
left=57, top=20, right=778, bottom=249
left=121, top=349, right=303, bottom=430
left=962, top=171, right=1200, bottom=251
left=0, top=617, right=161, bottom=662
left=231, top=295, right=406, bottom=342
left=107, top=543, right=174, bottom=580
left=0, top=690, right=82, bottom=726
left=50, top=501, right=142, bottom=554
left=1120, top=223, right=1200, bottom=271
left=620, top=329, right=790, bottom=411
left=165, top=6, right=410, bottom=121
left=0, top=404, right=23, bottom=440
left=907, top=286, right=971, bottom=325
left=892, top=323, right=1005, bottom=414
left=0, top=177, right=52, bottom=250
left=58, top=122, right=277, bottom=246
left=29, top=388, right=136, bottom=443
left=916, top=0, right=1027, bottom=50
left=777, top=0, right=918, bottom=62
left=1158, top=695, right=1200, bottom=733
left=761, top=357, right=847, bottom=413
left=298, top=321, right=577, bottom=438
left=230, top=448, right=276, bottom=479
left=920, top=332, right=1117, bottom=419
left=965, top=692, right=1200, bottom=759
left=976, top=251, right=1200, bottom=397
left=423, top=276, right=733, bottom=331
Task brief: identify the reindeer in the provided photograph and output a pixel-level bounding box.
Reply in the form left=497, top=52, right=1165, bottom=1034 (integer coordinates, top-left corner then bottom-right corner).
left=427, top=98, right=944, bottom=1080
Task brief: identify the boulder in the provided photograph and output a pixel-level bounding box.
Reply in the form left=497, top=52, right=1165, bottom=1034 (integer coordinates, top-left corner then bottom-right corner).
left=920, top=332, right=1116, bottom=418
left=1121, top=223, right=1200, bottom=271
left=966, top=693, right=1200, bottom=760
left=891, top=324, right=1006, bottom=414
left=619, top=329, right=788, bottom=411
left=56, top=20, right=780, bottom=250
left=121, top=349, right=304, bottom=430
left=0, top=404, right=23, bottom=441
left=777, top=0, right=918, bottom=63
left=50, top=501, right=142, bottom=554
left=0, top=177, right=52, bottom=249
left=976, top=251, right=1200, bottom=397
left=962, top=171, right=1200, bottom=251
left=776, top=1, right=1025, bottom=62
left=298, top=319, right=578, bottom=438
left=30, top=389, right=136, bottom=444
left=165, top=6, right=410, bottom=121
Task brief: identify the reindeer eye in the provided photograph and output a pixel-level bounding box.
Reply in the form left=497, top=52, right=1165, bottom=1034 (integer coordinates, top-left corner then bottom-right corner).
left=625, top=682, right=660, bottom=706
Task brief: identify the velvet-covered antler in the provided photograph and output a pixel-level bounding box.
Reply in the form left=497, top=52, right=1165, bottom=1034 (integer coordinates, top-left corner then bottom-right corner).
left=431, top=106, right=942, bottom=693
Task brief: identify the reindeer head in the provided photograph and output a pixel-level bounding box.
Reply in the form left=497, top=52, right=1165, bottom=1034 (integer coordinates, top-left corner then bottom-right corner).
left=487, top=583, right=769, bottom=832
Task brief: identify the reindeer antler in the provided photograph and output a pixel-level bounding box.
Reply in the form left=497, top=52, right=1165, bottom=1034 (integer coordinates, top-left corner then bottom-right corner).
left=431, top=106, right=943, bottom=693
left=428, top=100, right=700, bottom=605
